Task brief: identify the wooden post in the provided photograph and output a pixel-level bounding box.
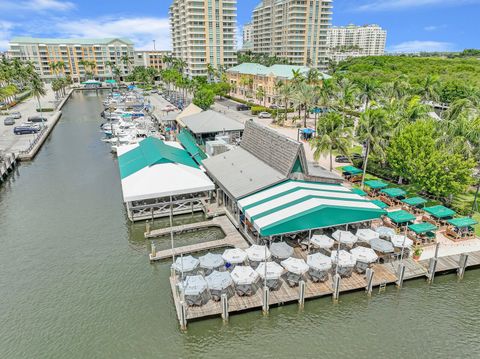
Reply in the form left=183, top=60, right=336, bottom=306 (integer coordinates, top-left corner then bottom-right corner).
left=457, top=254, right=469, bottom=279
left=396, top=263, right=406, bottom=288
left=428, top=243, right=440, bottom=283
left=221, top=293, right=229, bottom=322
left=146, top=221, right=151, bottom=235
left=332, top=273, right=341, bottom=302
left=298, top=280, right=306, bottom=309
left=179, top=301, right=187, bottom=330
left=262, top=286, right=270, bottom=315
left=365, top=268, right=374, bottom=296
left=150, top=242, right=156, bottom=258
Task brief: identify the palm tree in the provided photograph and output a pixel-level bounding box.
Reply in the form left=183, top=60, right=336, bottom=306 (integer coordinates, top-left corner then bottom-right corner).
left=293, top=82, right=316, bottom=127
left=276, top=81, right=294, bottom=125
left=311, top=111, right=354, bottom=171
left=106, top=61, right=115, bottom=80
left=49, top=62, right=58, bottom=78
left=356, top=78, right=379, bottom=110
left=120, top=55, right=133, bottom=75
left=206, top=64, right=216, bottom=83
left=418, top=75, right=440, bottom=103
left=239, top=75, right=253, bottom=99
left=357, top=108, right=390, bottom=188
left=256, top=87, right=266, bottom=107
left=29, top=76, right=46, bottom=114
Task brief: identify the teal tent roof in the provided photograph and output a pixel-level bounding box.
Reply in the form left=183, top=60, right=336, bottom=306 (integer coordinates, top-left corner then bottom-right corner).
left=177, top=129, right=207, bottom=164
left=387, top=210, right=416, bottom=224
left=408, top=222, right=438, bottom=234
left=351, top=188, right=367, bottom=196
left=237, top=180, right=386, bottom=237
left=402, top=196, right=428, bottom=207
left=342, top=166, right=362, bottom=175
left=371, top=199, right=389, bottom=209
left=447, top=217, right=478, bottom=228
left=424, top=205, right=456, bottom=219
left=118, top=137, right=199, bottom=179
left=381, top=187, right=406, bottom=198
left=82, top=80, right=101, bottom=85
left=105, top=79, right=117, bottom=84
left=364, top=180, right=388, bottom=189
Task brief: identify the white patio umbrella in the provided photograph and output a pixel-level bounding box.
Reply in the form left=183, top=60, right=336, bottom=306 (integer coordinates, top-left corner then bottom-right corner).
left=370, top=238, right=395, bottom=253
left=332, top=230, right=358, bottom=246
left=256, top=261, right=284, bottom=280
left=390, top=234, right=414, bottom=249
left=205, top=270, right=234, bottom=300
left=230, top=266, right=260, bottom=285
left=222, top=248, right=247, bottom=264
left=356, top=228, right=380, bottom=244
left=309, top=234, right=334, bottom=249
left=307, top=253, right=332, bottom=272
left=375, top=226, right=396, bottom=238
left=180, top=275, right=210, bottom=306
left=199, top=252, right=224, bottom=271
left=330, top=250, right=356, bottom=267
left=281, top=257, right=309, bottom=275
left=270, top=242, right=294, bottom=260
left=245, top=244, right=271, bottom=262
left=171, top=255, right=199, bottom=274
left=350, top=246, right=378, bottom=264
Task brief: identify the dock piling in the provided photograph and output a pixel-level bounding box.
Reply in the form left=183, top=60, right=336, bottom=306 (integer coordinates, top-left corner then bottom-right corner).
left=396, top=263, right=406, bottom=288
left=332, top=274, right=341, bottom=302
left=457, top=254, right=469, bottom=279
left=298, top=280, right=306, bottom=308
left=180, top=301, right=187, bottom=330
left=150, top=243, right=156, bottom=258
left=221, top=293, right=229, bottom=322
left=262, top=287, right=270, bottom=314
left=428, top=243, right=440, bottom=283
left=146, top=221, right=151, bottom=235
left=365, top=268, right=374, bottom=296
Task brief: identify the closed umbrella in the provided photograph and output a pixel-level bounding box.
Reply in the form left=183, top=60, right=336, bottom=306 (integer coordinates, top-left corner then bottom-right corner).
left=199, top=252, right=225, bottom=274
left=205, top=271, right=234, bottom=300
left=332, top=230, right=358, bottom=246
left=356, top=228, right=380, bottom=244
left=270, top=242, right=294, bottom=260
left=307, top=253, right=332, bottom=282
left=310, top=234, right=334, bottom=249
left=230, top=265, right=260, bottom=296
left=171, top=255, right=199, bottom=275
left=222, top=248, right=247, bottom=266
left=281, top=257, right=309, bottom=287
left=370, top=238, right=395, bottom=253
left=256, top=261, right=284, bottom=291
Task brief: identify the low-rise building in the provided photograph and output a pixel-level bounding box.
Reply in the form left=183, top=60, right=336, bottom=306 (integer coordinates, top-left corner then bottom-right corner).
left=8, top=37, right=135, bottom=82
left=226, top=63, right=329, bottom=107
left=134, top=50, right=172, bottom=71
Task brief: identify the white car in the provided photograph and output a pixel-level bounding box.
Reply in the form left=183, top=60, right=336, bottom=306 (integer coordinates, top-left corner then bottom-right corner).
left=258, top=111, right=272, bottom=119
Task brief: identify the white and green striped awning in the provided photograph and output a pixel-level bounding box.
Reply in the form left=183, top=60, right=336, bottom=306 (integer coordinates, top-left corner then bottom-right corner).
left=238, top=180, right=386, bottom=237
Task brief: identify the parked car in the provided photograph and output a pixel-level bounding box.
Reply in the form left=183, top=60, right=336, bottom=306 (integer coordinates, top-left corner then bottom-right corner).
left=258, top=111, right=272, bottom=119
left=335, top=155, right=350, bottom=163
left=27, top=116, right=46, bottom=123
left=14, top=125, right=39, bottom=135
left=351, top=153, right=363, bottom=160
left=269, top=104, right=278, bottom=109
left=10, top=112, right=22, bottom=119
left=151, top=89, right=158, bottom=94
left=4, top=117, right=15, bottom=126
left=236, top=104, right=251, bottom=111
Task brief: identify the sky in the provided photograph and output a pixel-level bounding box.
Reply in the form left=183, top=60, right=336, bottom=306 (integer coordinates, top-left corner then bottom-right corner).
left=0, top=0, right=479, bottom=53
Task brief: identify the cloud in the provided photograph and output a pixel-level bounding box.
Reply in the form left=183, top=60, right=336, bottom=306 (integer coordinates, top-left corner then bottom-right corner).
left=424, top=25, right=447, bottom=32
left=387, top=40, right=456, bottom=53
left=355, top=0, right=480, bottom=11
left=56, top=17, right=172, bottom=50
left=0, top=0, right=75, bottom=12
left=0, top=21, right=14, bottom=50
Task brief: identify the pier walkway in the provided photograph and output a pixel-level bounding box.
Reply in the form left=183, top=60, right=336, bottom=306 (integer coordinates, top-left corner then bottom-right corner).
left=147, top=216, right=249, bottom=261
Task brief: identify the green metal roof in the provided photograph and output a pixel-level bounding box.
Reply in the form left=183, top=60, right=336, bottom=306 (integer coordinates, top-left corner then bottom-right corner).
left=424, top=205, right=456, bottom=219
left=364, top=180, right=388, bottom=189
left=387, top=210, right=416, bottom=224
left=402, top=196, right=428, bottom=207
left=105, top=79, right=117, bottom=84
left=237, top=180, right=386, bottom=237
left=10, top=37, right=134, bottom=45
left=447, top=217, right=478, bottom=228
left=118, top=137, right=198, bottom=179
left=381, top=187, right=406, bottom=198
left=408, top=222, right=438, bottom=234
left=371, top=199, right=389, bottom=209
left=342, top=166, right=363, bottom=175
left=177, top=129, right=207, bottom=164
left=351, top=188, right=367, bottom=196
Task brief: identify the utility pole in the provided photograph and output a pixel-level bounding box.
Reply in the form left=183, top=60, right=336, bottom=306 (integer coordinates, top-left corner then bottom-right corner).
left=153, top=40, right=156, bottom=51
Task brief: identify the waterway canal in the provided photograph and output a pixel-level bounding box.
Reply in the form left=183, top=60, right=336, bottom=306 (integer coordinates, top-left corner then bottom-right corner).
left=1, top=90, right=479, bottom=358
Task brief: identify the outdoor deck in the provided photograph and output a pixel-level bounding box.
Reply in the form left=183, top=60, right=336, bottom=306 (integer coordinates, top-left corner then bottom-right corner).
left=147, top=216, right=249, bottom=261
left=169, top=246, right=480, bottom=324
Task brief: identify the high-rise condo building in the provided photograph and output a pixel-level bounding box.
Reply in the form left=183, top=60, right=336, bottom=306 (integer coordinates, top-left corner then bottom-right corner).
left=8, top=37, right=135, bottom=82
left=170, top=0, right=237, bottom=77
left=134, top=50, right=172, bottom=71
left=327, top=24, right=387, bottom=62
left=252, top=0, right=333, bottom=69
left=242, top=22, right=253, bottom=50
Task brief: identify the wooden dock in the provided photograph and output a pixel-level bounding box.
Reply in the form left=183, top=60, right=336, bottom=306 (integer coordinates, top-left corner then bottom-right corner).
left=0, top=153, right=18, bottom=183
left=169, top=247, right=480, bottom=325
left=147, top=216, right=249, bottom=261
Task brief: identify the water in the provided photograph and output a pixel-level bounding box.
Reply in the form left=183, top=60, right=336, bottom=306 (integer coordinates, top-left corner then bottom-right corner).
left=1, top=91, right=479, bottom=359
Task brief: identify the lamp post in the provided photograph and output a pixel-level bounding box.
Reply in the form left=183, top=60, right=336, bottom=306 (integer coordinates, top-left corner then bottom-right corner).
left=471, top=171, right=480, bottom=217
